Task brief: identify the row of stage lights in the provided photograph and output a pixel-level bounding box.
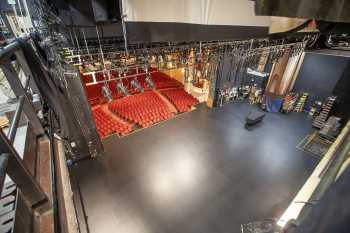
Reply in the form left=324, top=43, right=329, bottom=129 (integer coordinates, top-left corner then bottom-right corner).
left=63, top=35, right=317, bottom=102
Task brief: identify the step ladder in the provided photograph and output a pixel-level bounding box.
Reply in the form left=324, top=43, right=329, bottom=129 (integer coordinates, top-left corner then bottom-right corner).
left=313, top=96, right=337, bottom=129
left=294, top=93, right=309, bottom=112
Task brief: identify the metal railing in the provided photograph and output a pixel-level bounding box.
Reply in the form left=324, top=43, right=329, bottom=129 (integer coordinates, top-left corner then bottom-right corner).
left=0, top=38, right=51, bottom=231
left=0, top=33, right=104, bottom=231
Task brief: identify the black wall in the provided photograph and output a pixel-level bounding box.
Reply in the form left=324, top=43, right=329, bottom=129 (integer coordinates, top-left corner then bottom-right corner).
left=125, top=22, right=268, bottom=43
left=294, top=52, right=349, bottom=103
left=294, top=51, right=350, bottom=123
left=333, top=62, right=350, bottom=123
left=51, top=0, right=121, bottom=26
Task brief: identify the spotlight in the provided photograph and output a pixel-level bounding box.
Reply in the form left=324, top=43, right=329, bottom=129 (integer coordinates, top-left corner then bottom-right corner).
left=101, top=85, right=113, bottom=102
left=117, top=82, right=130, bottom=96
left=131, top=79, right=144, bottom=93
left=145, top=73, right=155, bottom=89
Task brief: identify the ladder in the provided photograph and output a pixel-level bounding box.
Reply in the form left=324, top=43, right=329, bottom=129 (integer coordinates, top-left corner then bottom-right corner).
left=313, top=96, right=337, bottom=128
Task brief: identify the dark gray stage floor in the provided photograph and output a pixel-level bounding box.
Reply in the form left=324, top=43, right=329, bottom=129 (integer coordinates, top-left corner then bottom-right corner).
left=71, top=103, right=318, bottom=233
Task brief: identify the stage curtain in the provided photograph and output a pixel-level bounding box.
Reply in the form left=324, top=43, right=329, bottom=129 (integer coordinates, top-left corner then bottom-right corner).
left=265, top=50, right=290, bottom=96
left=279, top=51, right=305, bottom=94
left=285, top=52, right=305, bottom=93
left=255, top=0, right=350, bottom=23
left=265, top=50, right=305, bottom=96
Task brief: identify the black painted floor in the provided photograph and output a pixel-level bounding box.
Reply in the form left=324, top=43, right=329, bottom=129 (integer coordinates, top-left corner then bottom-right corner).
left=71, top=103, right=318, bottom=233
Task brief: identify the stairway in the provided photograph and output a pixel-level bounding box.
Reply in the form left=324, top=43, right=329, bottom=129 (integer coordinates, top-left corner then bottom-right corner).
left=313, top=96, right=337, bottom=129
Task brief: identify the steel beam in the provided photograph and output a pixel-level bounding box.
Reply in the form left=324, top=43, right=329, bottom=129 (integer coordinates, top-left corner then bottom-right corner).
left=0, top=41, right=21, bottom=59
left=7, top=96, right=25, bottom=143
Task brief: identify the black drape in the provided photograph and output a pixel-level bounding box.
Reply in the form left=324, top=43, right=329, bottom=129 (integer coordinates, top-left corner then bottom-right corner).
left=254, top=0, right=350, bottom=23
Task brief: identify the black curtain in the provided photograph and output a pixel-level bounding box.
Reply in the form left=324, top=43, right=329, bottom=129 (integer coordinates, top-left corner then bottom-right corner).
left=293, top=52, right=349, bottom=114
left=254, top=0, right=350, bottom=23
left=47, top=0, right=121, bottom=26
left=125, top=22, right=268, bottom=43
left=333, top=61, right=350, bottom=125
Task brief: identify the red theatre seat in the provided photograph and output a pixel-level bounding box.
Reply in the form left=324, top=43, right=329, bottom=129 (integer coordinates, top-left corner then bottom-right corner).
left=83, top=70, right=182, bottom=106
left=152, top=72, right=183, bottom=90
left=93, top=107, right=133, bottom=138
left=108, top=91, right=174, bottom=128
left=161, top=88, right=199, bottom=112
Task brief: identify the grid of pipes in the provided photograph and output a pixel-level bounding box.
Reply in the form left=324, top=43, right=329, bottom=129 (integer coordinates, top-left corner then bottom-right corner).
left=62, top=27, right=317, bottom=102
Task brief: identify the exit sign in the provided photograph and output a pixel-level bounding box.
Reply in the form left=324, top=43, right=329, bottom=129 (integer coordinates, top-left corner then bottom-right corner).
left=7, top=0, right=16, bottom=5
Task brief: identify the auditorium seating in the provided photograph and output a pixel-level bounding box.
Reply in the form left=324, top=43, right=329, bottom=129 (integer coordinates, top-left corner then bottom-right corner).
left=82, top=71, right=152, bottom=104
left=85, top=71, right=198, bottom=137
left=161, top=88, right=199, bottom=112
left=108, top=91, right=174, bottom=128
left=82, top=70, right=184, bottom=105
left=93, top=107, right=133, bottom=138
left=152, top=72, right=183, bottom=89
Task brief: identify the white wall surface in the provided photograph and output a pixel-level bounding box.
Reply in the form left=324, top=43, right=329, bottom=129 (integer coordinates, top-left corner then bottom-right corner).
left=122, top=0, right=270, bottom=27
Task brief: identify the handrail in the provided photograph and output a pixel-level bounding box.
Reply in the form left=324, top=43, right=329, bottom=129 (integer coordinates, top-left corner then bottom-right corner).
left=0, top=41, right=22, bottom=60
left=0, top=36, right=31, bottom=60
left=0, top=37, right=52, bottom=230
left=278, top=120, right=350, bottom=230
left=7, top=96, right=25, bottom=143
left=7, top=76, right=31, bottom=143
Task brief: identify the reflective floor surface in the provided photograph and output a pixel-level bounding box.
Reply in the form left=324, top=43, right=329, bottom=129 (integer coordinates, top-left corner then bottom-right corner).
left=71, top=102, right=318, bottom=233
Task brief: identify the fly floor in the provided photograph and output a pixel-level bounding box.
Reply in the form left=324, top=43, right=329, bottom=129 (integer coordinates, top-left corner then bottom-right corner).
left=71, top=102, right=318, bottom=233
